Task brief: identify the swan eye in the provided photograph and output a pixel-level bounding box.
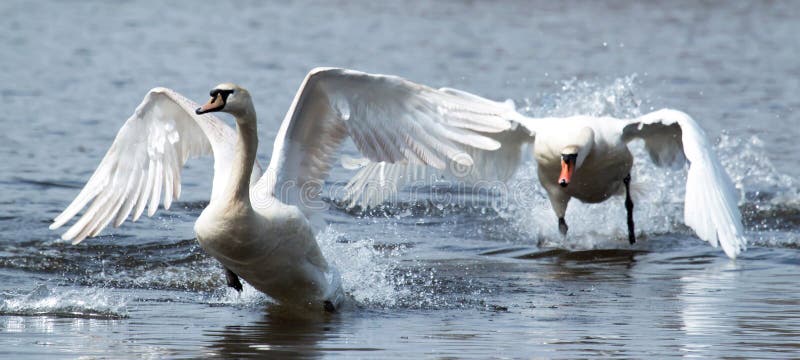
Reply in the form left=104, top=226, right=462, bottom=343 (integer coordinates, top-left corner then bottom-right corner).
left=209, top=89, right=233, bottom=101
left=561, top=154, right=578, bottom=163
left=218, top=89, right=234, bottom=99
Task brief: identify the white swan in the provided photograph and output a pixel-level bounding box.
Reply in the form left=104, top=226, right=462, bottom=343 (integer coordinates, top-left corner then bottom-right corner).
left=49, top=68, right=517, bottom=310
left=343, top=89, right=747, bottom=259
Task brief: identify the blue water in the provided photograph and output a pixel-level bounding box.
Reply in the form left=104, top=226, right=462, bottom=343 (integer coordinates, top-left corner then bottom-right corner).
left=1, top=1, right=799, bottom=358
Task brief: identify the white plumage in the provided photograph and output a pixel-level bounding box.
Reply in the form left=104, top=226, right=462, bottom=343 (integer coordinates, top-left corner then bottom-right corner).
left=343, top=90, right=747, bottom=259
left=50, top=68, right=515, bottom=310
left=622, top=109, right=746, bottom=258
left=49, top=87, right=260, bottom=242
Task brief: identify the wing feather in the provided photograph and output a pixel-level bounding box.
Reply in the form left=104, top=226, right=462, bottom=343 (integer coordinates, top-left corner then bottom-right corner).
left=340, top=87, right=534, bottom=209
left=256, top=68, right=517, bottom=211
left=114, top=174, right=142, bottom=227
left=50, top=87, right=242, bottom=243
left=622, top=109, right=746, bottom=258
left=163, top=162, right=174, bottom=210
left=341, top=127, right=532, bottom=209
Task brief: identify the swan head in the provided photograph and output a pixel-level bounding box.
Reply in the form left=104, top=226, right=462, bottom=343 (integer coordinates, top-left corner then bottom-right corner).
left=196, top=83, right=254, bottom=119
left=558, top=146, right=579, bottom=187
left=557, top=127, right=594, bottom=187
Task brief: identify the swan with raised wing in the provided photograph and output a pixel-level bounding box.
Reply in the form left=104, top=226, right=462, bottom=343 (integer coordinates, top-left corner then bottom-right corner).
left=343, top=89, right=747, bottom=259
left=49, top=68, right=516, bottom=311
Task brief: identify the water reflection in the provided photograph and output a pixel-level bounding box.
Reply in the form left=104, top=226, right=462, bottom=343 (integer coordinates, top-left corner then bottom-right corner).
left=0, top=315, right=128, bottom=357
left=2, top=0, right=800, bottom=357
left=677, top=252, right=800, bottom=356
left=519, top=247, right=641, bottom=281
left=678, top=259, right=740, bottom=357
left=203, top=307, right=353, bottom=359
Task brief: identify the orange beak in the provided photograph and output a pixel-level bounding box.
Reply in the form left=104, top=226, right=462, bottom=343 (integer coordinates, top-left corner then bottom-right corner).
left=195, top=94, right=225, bottom=115
left=559, top=158, right=573, bottom=187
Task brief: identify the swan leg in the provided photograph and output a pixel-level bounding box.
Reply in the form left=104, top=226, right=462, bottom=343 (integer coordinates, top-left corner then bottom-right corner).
left=546, top=188, right=570, bottom=237
left=624, top=174, right=635, bottom=244
left=558, top=217, right=569, bottom=236
left=324, top=300, right=336, bottom=313
left=224, top=266, right=243, bottom=292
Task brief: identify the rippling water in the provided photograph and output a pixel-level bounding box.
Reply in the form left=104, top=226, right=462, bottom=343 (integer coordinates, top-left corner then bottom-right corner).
left=1, top=1, right=799, bottom=358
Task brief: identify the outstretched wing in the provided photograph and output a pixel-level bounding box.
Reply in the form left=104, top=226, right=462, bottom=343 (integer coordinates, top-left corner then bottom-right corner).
left=622, top=109, right=746, bottom=258
left=50, top=87, right=240, bottom=243
left=341, top=127, right=533, bottom=209
left=254, top=68, right=516, bottom=211
left=339, top=86, right=534, bottom=208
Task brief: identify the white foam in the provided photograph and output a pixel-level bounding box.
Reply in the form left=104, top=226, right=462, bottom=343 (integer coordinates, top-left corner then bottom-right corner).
left=204, top=283, right=272, bottom=308
left=200, top=226, right=406, bottom=309
left=523, top=75, right=643, bottom=118
left=0, top=284, right=128, bottom=319
left=716, top=133, right=799, bottom=206
left=317, top=226, right=406, bottom=307
left=505, top=76, right=800, bottom=251
left=503, top=77, right=684, bottom=249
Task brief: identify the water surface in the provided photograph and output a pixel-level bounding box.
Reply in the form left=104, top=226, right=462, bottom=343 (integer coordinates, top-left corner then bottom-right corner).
left=1, top=1, right=799, bottom=358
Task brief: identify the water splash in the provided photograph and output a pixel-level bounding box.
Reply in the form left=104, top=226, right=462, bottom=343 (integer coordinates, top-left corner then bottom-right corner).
left=503, top=153, right=686, bottom=251
left=505, top=77, right=684, bottom=249
left=197, top=226, right=465, bottom=310
left=0, top=284, right=128, bottom=319
left=204, top=283, right=272, bottom=308
left=715, top=134, right=800, bottom=248
left=317, top=226, right=404, bottom=307
left=506, top=76, right=800, bottom=251
left=716, top=133, right=799, bottom=206
left=9, top=76, right=795, bottom=312
left=522, top=75, right=642, bottom=118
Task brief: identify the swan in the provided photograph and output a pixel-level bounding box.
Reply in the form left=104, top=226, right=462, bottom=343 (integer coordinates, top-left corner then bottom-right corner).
left=342, top=89, right=747, bottom=259
left=49, top=68, right=517, bottom=311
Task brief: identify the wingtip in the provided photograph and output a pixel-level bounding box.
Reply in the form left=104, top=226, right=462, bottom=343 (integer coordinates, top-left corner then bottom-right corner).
left=722, top=247, right=740, bottom=260
left=721, top=235, right=747, bottom=260
left=485, top=138, right=502, bottom=151
left=57, top=230, right=75, bottom=244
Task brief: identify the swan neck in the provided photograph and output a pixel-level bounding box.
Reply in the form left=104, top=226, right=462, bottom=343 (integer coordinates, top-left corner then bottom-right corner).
left=575, top=127, right=595, bottom=168
left=224, top=111, right=258, bottom=208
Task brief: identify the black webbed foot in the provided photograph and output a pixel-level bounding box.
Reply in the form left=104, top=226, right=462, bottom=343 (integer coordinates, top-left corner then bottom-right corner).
left=558, top=217, right=569, bottom=236
left=224, top=267, right=243, bottom=292
left=558, top=218, right=569, bottom=236
left=324, top=300, right=336, bottom=313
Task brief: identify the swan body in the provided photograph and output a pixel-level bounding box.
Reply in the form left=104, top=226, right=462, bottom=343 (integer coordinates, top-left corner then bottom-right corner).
left=195, top=197, right=334, bottom=306
left=50, top=68, right=516, bottom=310
left=343, top=90, right=747, bottom=259
left=531, top=117, right=633, bottom=212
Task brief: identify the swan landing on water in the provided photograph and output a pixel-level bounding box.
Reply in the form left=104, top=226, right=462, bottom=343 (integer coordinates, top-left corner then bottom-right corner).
left=343, top=89, right=747, bottom=259
left=49, top=68, right=520, bottom=311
